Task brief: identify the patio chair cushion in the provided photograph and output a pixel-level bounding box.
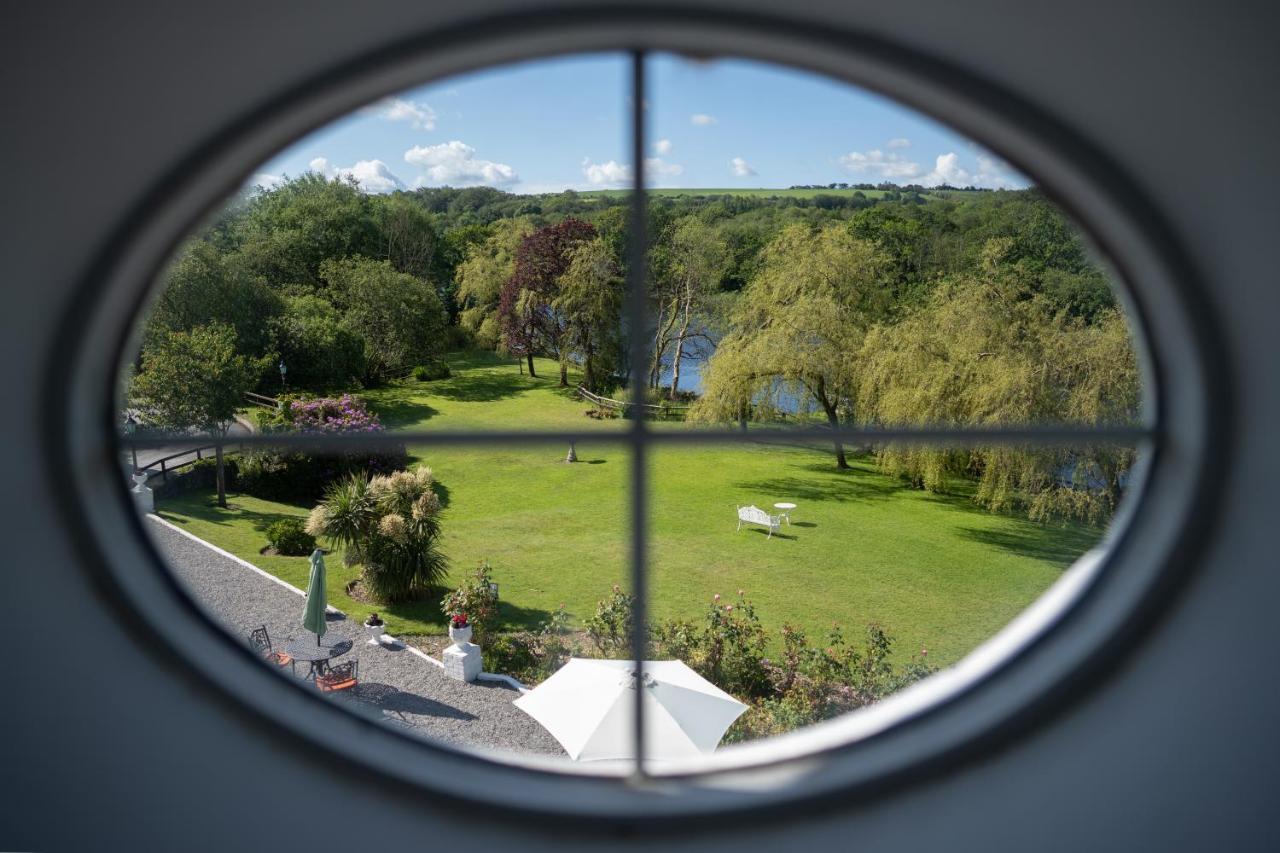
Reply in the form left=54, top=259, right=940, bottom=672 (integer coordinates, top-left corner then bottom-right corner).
left=317, top=677, right=357, bottom=692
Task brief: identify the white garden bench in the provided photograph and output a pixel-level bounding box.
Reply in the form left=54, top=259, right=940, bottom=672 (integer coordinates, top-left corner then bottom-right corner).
left=736, top=505, right=782, bottom=538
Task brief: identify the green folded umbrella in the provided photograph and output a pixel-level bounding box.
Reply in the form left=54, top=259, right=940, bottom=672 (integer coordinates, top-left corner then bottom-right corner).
left=303, top=549, right=327, bottom=643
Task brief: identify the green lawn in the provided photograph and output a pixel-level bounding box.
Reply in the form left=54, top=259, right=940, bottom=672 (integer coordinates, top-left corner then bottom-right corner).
left=158, top=352, right=1103, bottom=666
left=359, top=351, right=627, bottom=432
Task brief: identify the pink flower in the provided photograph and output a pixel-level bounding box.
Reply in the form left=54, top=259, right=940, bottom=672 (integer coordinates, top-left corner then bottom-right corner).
left=713, top=593, right=721, bottom=601
left=725, top=605, right=733, bottom=612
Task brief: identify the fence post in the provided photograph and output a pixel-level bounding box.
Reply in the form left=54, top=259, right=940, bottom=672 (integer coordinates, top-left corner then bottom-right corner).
left=161, top=458, right=167, bottom=482
left=196, top=447, right=203, bottom=460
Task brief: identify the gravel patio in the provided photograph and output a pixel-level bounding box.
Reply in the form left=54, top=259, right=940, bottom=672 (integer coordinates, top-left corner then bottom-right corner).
left=145, top=515, right=565, bottom=758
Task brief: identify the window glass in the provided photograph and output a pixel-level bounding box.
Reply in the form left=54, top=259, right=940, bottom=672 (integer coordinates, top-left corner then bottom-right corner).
left=115, top=50, right=1152, bottom=778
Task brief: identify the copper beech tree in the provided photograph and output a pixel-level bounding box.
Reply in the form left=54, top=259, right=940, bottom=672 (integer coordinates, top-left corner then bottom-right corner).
left=497, top=217, right=600, bottom=386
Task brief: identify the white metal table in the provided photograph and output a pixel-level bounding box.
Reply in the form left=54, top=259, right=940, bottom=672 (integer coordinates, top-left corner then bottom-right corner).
left=773, top=502, right=797, bottom=525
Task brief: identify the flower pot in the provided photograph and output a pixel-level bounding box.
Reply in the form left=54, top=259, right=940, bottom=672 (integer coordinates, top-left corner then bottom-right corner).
left=448, top=625, right=472, bottom=647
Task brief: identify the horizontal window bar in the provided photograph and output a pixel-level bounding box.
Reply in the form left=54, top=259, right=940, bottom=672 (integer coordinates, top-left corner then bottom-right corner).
left=118, top=423, right=1155, bottom=452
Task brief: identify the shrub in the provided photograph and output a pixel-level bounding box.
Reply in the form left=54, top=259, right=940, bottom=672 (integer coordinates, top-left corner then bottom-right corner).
left=306, top=466, right=447, bottom=603
left=412, top=361, right=452, bottom=382
left=290, top=394, right=383, bottom=432
left=483, top=633, right=540, bottom=684
left=266, top=517, right=315, bottom=556
left=441, top=562, right=499, bottom=643
left=585, top=584, right=636, bottom=657
left=237, top=394, right=406, bottom=504
left=481, top=606, right=580, bottom=686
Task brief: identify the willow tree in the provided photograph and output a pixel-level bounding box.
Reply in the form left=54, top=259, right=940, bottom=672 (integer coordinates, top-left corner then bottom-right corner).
left=555, top=236, right=624, bottom=393
left=649, top=216, right=730, bottom=398
left=455, top=218, right=531, bottom=349
left=857, top=239, right=1139, bottom=522
left=689, top=223, right=890, bottom=468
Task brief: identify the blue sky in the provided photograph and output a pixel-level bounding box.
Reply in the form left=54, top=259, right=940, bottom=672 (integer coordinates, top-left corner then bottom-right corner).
left=254, top=53, right=1028, bottom=194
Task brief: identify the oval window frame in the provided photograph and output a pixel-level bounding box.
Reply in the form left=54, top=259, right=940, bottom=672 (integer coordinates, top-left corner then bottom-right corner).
left=47, top=7, right=1226, bottom=825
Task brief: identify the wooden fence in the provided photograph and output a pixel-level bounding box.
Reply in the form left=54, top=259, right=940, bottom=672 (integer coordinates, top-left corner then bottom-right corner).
left=243, top=391, right=280, bottom=409
left=576, top=386, right=690, bottom=419
left=130, top=441, right=247, bottom=483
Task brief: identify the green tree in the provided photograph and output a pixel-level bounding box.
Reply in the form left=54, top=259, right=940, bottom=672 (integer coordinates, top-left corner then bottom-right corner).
left=555, top=236, right=624, bottom=393
left=369, top=193, right=439, bottom=280
left=320, top=257, right=447, bottom=383
left=145, top=239, right=282, bottom=359
left=130, top=324, right=265, bottom=507
left=268, top=294, right=366, bottom=391
left=235, top=173, right=377, bottom=289
left=691, top=223, right=890, bottom=468
left=857, top=239, right=1139, bottom=522
left=455, top=218, right=531, bottom=349
left=649, top=216, right=731, bottom=398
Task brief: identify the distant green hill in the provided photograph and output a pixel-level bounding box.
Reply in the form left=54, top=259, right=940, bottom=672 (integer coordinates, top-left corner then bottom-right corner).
left=576, top=187, right=988, bottom=200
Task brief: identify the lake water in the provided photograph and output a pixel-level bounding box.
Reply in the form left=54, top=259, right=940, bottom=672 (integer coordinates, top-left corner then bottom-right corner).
left=656, top=341, right=810, bottom=415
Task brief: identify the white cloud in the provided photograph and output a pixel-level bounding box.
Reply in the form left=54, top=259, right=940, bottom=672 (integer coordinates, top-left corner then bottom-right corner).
left=840, top=140, right=1024, bottom=189
left=730, top=157, right=757, bottom=177
left=582, top=158, right=631, bottom=187
left=917, top=151, right=1021, bottom=189
left=403, top=141, right=518, bottom=186
left=308, top=157, right=406, bottom=193
left=653, top=138, right=673, bottom=155
left=582, top=156, right=684, bottom=187
left=838, top=148, right=923, bottom=180
left=645, top=157, right=684, bottom=180
left=251, top=172, right=283, bottom=190
left=368, top=97, right=437, bottom=130
left=690, top=113, right=717, bottom=126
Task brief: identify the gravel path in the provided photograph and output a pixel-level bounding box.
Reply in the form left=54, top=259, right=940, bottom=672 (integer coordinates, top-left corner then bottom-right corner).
left=145, top=516, right=565, bottom=758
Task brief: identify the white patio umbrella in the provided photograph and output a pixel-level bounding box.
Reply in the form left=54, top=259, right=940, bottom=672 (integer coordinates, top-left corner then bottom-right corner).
left=514, top=659, right=748, bottom=762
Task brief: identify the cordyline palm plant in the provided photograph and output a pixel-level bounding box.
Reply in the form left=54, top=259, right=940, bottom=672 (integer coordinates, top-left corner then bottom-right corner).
left=306, top=466, right=448, bottom=603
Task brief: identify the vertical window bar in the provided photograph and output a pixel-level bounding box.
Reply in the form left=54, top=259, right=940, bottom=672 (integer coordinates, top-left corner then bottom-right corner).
left=626, top=48, right=651, bottom=779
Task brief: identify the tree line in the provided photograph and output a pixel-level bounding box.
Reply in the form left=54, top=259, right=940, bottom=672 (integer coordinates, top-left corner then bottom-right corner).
left=130, top=173, right=1136, bottom=522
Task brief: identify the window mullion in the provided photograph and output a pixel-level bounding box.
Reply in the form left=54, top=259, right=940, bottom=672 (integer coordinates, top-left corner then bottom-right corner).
left=626, top=48, right=651, bottom=779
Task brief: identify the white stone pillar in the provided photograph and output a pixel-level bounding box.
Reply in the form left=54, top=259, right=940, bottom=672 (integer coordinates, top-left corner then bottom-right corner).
left=443, top=641, right=481, bottom=682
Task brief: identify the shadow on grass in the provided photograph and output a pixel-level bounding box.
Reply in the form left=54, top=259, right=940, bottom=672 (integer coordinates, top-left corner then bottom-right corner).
left=431, top=478, right=451, bottom=508
left=346, top=682, right=477, bottom=721
left=745, top=527, right=797, bottom=541
left=733, top=468, right=902, bottom=505
left=158, top=496, right=306, bottom=537
left=957, top=525, right=1099, bottom=566
left=369, top=397, right=439, bottom=428
left=427, top=369, right=537, bottom=403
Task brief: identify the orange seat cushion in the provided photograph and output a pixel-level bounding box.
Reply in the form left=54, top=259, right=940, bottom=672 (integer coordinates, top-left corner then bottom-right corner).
left=318, top=678, right=357, bottom=692
left=267, top=652, right=292, bottom=666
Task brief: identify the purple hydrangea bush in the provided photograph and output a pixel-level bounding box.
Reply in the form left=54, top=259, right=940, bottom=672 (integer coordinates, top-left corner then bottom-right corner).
left=290, top=394, right=383, bottom=433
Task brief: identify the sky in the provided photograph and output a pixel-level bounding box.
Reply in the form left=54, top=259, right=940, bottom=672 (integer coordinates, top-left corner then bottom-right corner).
left=253, top=53, right=1029, bottom=195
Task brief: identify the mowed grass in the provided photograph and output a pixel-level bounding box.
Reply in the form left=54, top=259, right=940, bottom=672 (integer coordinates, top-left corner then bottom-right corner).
left=360, top=351, right=626, bottom=432
left=157, top=352, right=1104, bottom=666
